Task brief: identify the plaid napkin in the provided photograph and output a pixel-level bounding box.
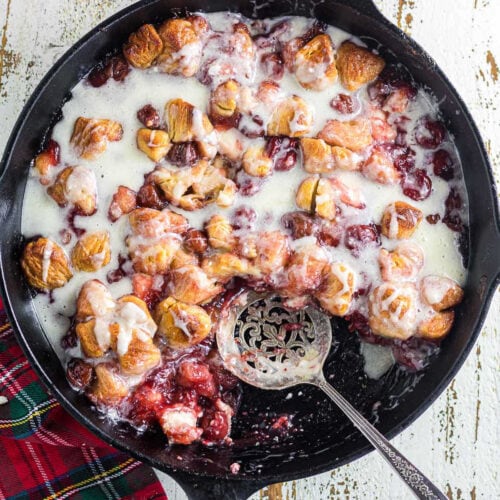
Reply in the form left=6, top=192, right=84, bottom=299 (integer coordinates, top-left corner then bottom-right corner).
left=0, top=300, right=167, bottom=500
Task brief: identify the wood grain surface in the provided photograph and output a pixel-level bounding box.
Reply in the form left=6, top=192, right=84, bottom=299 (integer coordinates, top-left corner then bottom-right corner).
left=0, top=1, right=498, bottom=498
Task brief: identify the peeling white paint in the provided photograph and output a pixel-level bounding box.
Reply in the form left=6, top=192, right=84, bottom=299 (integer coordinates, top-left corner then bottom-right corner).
left=0, top=0, right=498, bottom=498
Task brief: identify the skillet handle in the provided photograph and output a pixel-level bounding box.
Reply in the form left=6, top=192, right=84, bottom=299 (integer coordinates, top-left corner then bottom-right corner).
left=168, top=470, right=267, bottom=500
left=332, top=0, right=387, bottom=22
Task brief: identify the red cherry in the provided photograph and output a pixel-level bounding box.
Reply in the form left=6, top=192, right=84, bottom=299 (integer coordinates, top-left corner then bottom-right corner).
left=281, top=211, right=319, bottom=239
left=368, top=65, right=417, bottom=105
left=266, top=137, right=299, bottom=171
left=45, top=139, right=61, bottom=165
left=318, top=221, right=342, bottom=248
left=344, top=224, right=381, bottom=256
left=236, top=170, right=264, bottom=196
left=330, top=94, right=359, bottom=114
left=431, top=149, right=455, bottom=180
left=166, top=143, right=200, bottom=167
left=401, top=169, right=432, bottom=201
left=414, top=116, right=446, bottom=149
left=426, top=214, right=441, bottom=224
left=201, top=409, right=230, bottom=442
left=177, top=361, right=216, bottom=398
left=260, top=52, right=284, bottom=80
left=232, top=206, right=257, bottom=231
left=87, top=56, right=130, bottom=87
left=392, top=146, right=416, bottom=173
left=442, top=188, right=464, bottom=232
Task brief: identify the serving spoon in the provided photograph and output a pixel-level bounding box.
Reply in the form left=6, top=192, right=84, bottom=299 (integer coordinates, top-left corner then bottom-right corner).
left=216, top=292, right=447, bottom=500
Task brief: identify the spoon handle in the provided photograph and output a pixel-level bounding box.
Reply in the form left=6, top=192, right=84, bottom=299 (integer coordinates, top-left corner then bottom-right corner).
left=315, top=378, right=447, bottom=500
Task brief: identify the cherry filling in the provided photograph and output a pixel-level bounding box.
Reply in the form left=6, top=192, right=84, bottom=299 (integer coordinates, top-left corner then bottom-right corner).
left=431, top=149, right=455, bottom=180
left=240, top=116, right=265, bottom=139
left=426, top=213, right=441, bottom=224
left=166, top=143, right=201, bottom=167
left=282, top=211, right=319, bottom=239
left=136, top=182, right=166, bottom=210
left=368, top=65, right=418, bottom=108
left=300, top=20, right=328, bottom=44
left=317, top=220, right=342, bottom=248
left=236, top=170, right=264, bottom=196
left=184, top=228, right=209, bottom=254
left=44, top=139, right=61, bottom=165
left=131, top=273, right=164, bottom=310
left=106, top=254, right=130, bottom=284
left=442, top=188, right=464, bottom=232
left=61, top=327, right=78, bottom=350
left=67, top=209, right=86, bottom=237
left=377, top=144, right=432, bottom=201
left=390, top=145, right=416, bottom=174
left=200, top=406, right=231, bottom=442
left=266, top=137, right=299, bottom=171
left=253, top=19, right=291, bottom=50
left=178, top=361, right=217, bottom=397
left=137, top=104, right=161, bottom=129
left=87, top=55, right=130, bottom=87
left=394, top=125, right=409, bottom=147
left=126, top=347, right=241, bottom=445
left=66, top=358, right=94, bottom=390
left=401, top=169, right=432, bottom=201
left=414, top=116, right=446, bottom=149
left=231, top=206, right=257, bottom=231
left=211, top=111, right=242, bottom=131
left=344, top=224, right=381, bottom=256
left=330, top=93, right=359, bottom=114
left=260, top=52, right=285, bottom=80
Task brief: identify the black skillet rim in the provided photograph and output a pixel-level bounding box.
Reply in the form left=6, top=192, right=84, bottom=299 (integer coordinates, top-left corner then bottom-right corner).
left=0, top=0, right=499, bottom=487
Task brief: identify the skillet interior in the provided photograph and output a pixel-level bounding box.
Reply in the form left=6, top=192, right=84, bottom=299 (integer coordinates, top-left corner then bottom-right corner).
left=0, top=0, right=499, bottom=495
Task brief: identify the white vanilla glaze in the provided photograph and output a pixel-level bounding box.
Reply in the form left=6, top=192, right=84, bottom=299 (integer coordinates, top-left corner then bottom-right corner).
left=41, top=240, right=54, bottom=283
left=65, top=166, right=97, bottom=204
left=21, top=13, right=468, bottom=377
left=360, top=342, right=395, bottom=379
left=421, top=275, right=457, bottom=306
left=113, top=301, right=157, bottom=355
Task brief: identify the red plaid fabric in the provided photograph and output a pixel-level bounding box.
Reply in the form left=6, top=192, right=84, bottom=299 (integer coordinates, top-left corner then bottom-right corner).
left=0, top=298, right=167, bottom=500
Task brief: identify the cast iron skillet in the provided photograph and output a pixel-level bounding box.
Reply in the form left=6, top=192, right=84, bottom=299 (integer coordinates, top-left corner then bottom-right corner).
left=0, top=0, right=499, bottom=498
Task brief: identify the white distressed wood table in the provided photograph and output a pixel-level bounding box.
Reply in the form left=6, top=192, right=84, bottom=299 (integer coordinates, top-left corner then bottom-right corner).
left=0, top=1, right=498, bottom=498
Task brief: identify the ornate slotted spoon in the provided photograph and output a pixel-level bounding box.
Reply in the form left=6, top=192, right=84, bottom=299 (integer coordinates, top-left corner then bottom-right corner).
left=216, top=292, right=446, bottom=500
